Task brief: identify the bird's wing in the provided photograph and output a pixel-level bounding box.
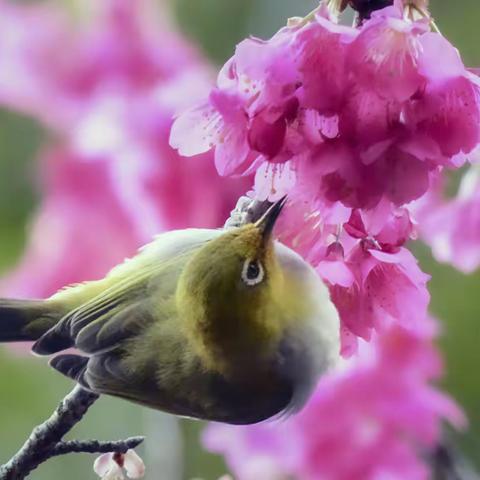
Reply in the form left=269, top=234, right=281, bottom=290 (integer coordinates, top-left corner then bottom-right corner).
left=33, top=228, right=220, bottom=356
left=32, top=229, right=221, bottom=355
left=70, top=230, right=220, bottom=352
left=72, top=299, right=154, bottom=355
left=33, top=263, right=162, bottom=355
left=66, top=261, right=161, bottom=339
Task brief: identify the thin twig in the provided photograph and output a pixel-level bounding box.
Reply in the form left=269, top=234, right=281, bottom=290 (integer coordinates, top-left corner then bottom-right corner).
left=411, top=4, right=442, bottom=34
left=50, top=436, right=145, bottom=457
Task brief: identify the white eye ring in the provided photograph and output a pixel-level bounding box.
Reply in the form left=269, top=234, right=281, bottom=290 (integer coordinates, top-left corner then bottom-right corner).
left=241, top=259, right=265, bottom=286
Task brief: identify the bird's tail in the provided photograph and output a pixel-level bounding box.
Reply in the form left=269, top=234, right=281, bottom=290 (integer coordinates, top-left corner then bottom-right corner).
left=0, top=299, right=62, bottom=343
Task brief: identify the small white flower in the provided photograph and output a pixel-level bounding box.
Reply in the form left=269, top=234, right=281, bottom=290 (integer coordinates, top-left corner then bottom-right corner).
left=93, top=450, right=145, bottom=480
left=93, top=454, right=125, bottom=480
left=122, top=449, right=145, bottom=479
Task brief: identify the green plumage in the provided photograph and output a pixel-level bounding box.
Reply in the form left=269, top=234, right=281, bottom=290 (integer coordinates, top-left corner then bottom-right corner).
left=0, top=204, right=340, bottom=424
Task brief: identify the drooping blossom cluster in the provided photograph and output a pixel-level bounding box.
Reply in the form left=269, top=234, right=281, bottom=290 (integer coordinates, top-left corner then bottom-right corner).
left=171, top=0, right=480, bottom=352
left=169, top=0, right=480, bottom=478
left=0, top=0, right=248, bottom=299
left=274, top=198, right=430, bottom=355
left=204, top=321, right=465, bottom=480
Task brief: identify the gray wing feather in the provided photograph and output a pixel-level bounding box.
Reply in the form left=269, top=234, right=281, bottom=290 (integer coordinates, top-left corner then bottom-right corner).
left=75, top=302, right=152, bottom=354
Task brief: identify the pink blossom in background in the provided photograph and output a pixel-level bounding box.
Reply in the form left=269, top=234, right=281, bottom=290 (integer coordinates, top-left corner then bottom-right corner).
left=0, top=0, right=199, bottom=128
left=413, top=162, right=480, bottom=274
left=72, top=76, right=248, bottom=239
left=0, top=0, right=70, bottom=121
left=0, top=148, right=139, bottom=298
left=204, top=321, right=465, bottom=480
left=0, top=0, right=249, bottom=299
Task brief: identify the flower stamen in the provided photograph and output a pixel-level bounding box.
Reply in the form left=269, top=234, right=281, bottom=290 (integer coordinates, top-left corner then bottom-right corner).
left=410, top=4, right=442, bottom=34
left=288, top=3, right=324, bottom=28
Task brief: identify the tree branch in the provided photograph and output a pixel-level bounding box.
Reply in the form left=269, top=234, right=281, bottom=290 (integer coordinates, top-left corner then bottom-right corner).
left=0, top=385, right=143, bottom=480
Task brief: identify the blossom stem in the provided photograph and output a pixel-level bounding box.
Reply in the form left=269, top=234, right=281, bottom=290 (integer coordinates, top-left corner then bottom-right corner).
left=411, top=4, right=442, bottom=34
left=295, top=4, right=323, bottom=27
left=428, top=17, right=442, bottom=34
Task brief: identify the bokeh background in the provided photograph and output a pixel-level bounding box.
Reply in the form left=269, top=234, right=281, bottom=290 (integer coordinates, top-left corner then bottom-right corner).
left=0, top=1, right=478, bottom=479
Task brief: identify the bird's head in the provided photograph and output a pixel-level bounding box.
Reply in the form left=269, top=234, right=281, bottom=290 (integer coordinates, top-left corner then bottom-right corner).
left=177, top=197, right=320, bottom=372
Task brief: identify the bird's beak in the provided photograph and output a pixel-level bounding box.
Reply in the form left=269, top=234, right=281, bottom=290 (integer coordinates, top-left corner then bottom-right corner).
left=255, top=196, right=287, bottom=242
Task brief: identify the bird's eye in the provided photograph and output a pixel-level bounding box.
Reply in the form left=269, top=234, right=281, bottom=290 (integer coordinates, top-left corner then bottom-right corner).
left=241, top=259, right=265, bottom=286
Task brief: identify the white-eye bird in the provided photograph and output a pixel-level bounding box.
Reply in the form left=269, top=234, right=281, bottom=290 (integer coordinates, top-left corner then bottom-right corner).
left=0, top=198, right=339, bottom=424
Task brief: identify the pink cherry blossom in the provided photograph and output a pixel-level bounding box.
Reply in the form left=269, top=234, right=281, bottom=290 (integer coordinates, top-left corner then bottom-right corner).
left=204, top=322, right=464, bottom=480
left=171, top=28, right=302, bottom=177
left=346, top=2, right=428, bottom=102
left=313, top=206, right=428, bottom=355
left=275, top=198, right=425, bottom=356
left=171, top=1, right=480, bottom=227
left=327, top=246, right=430, bottom=355
left=293, top=15, right=356, bottom=113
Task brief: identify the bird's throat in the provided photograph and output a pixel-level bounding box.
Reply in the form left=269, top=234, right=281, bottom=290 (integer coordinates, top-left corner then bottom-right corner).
left=186, top=301, right=280, bottom=378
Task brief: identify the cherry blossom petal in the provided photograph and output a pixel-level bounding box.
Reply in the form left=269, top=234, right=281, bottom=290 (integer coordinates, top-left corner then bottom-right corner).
left=417, top=32, right=465, bottom=81
left=253, top=161, right=296, bottom=201
left=94, top=453, right=116, bottom=478
left=383, top=148, right=431, bottom=205
left=406, top=76, right=480, bottom=157
left=294, top=17, right=356, bottom=113
left=348, top=14, right=426, bottom=101
left=317, top=260, right=355, bottom=288
left=169, top=102, right=222, bottom=156
left=248, top=115, right=287, bottom=159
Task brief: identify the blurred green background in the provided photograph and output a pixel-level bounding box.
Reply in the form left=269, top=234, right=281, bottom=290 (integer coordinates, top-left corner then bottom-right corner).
left=0, top=1, right=479, bottom=478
